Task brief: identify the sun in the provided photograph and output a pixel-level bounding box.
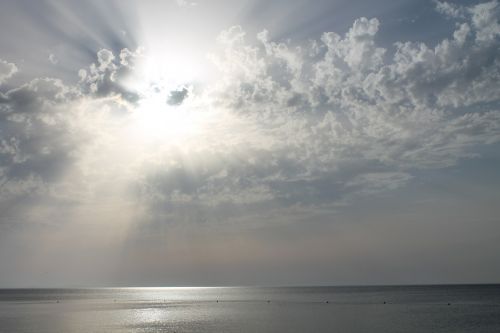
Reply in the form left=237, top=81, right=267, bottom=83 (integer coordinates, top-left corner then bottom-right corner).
left=132, top=91, right=190, bottom=142
left=127, top=83, right=209, bottom=147
left=116, top=51, right=217, bottom=148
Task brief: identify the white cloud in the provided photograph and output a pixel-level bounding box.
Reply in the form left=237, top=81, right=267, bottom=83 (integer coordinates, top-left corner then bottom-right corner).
left=434, top=0, right=465, bottom=18
left=193, top=2, right=500, bottom=209
left=78, top=48, right=143, bottom=103
left=435, top=1, right=500, bottom=42
left=97, top=49, right=115, bottom=71
left=1, top=1, right=500, bottom=229
left=48, top=53, right=59, bottom=65
left=0, top=59, right=17, bottom=85
left=469, top=0, right=500, bottom=42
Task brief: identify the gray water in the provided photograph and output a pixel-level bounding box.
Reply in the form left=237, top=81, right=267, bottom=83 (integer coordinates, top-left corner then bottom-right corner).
left=1, top=285, right=499, bottom=332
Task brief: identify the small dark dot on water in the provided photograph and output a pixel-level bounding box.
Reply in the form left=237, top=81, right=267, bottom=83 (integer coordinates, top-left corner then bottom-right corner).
left=448, top=303, right=451, bottom=306
left=325, top=301, right=329, bottom=304
left=383, top=301, right=386, bottom=304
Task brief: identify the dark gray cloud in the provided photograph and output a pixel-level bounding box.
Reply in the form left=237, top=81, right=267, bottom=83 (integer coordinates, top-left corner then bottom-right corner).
left=0, top=78, right=81, bottom=211
left=167, top=87, right=189, bottom=106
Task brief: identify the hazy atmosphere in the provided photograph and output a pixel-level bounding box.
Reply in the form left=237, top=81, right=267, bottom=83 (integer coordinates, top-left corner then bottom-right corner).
left=1, top=0, right=500, bottom=287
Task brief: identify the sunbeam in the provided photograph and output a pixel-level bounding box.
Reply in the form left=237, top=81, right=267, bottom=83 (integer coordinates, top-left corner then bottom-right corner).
left=1, top=0, right=500, bottom=299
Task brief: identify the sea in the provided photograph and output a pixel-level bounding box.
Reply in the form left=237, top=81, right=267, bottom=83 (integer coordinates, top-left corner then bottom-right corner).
left=0, top=285, right=499, bottom=332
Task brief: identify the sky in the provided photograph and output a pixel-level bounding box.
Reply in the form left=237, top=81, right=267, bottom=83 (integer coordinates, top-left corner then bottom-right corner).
left=0, top=0, right=499, bottom=287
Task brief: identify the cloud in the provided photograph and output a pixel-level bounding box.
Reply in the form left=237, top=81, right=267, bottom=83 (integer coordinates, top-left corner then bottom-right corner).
left=136, top=1, right=500, bottom=214
left=434, top=0, right=466, bottom=19
left=435, top=1, right=500, bottom=42
left=78, top=47, right=143, bottom=104
left=0, top=78, right=81, bottom=188
left=48, top=53, right=59, bottom=65
left=1, top=77, right=78, bottom=112
left=470, top=0, right=500, bottom=42
left=1, top=0, right=500, bottom=287
left=1, top=1, right=500, bottom=232
left=167, top=87, right=189, bottom=106
left=0, top=59, right=17, bottom=85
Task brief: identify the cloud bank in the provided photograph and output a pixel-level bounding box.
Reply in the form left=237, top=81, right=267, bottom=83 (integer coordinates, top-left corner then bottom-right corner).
left=0, top=1, right=499, bottom=226
left=0, top=0, right=499, bottom=286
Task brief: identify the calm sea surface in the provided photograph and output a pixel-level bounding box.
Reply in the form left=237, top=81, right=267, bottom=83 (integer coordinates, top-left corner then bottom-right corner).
left=1, top=285, right=499, bottom=332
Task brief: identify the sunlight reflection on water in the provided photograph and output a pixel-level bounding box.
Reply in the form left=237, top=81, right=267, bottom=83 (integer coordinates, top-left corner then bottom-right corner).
left=1, top=286, right=500, bottom=333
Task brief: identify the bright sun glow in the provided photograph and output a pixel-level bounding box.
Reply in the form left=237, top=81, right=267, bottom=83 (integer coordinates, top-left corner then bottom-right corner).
left=120, top=54, right=216, bottom=148
left=131, top=91, right=201, bottom=143
left=124, top=58, right=212, bottom=144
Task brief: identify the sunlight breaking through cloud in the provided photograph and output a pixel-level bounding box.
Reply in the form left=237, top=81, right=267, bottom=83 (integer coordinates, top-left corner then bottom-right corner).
left=0, top=0, right=500, bottom=287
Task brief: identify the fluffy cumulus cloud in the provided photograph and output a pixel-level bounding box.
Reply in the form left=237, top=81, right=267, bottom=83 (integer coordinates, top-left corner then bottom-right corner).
left=1, top=1, right=500, bottom=231
left=140, top=0, right=500, bottom=218
left=78, top=47, right=144, bottom=104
